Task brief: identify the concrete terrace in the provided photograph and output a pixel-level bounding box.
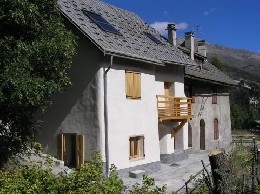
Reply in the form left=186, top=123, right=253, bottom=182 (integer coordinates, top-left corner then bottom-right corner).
left=122, top=150, right=210, bottom=193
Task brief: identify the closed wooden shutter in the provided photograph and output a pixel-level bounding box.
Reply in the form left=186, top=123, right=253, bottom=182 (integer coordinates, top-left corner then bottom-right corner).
left=133, top=72, right=141, bottom=98
left=125, top=70, right=134, bottom=98
left=76, top=135, right=85, bottom=169
left=57, top=134, right=65, bottom=161
left=126, top=70, right=141, bottom=99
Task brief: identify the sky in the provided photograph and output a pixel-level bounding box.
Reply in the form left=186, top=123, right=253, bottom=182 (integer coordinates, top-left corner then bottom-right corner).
left=103, top=0, right=260, bottom=53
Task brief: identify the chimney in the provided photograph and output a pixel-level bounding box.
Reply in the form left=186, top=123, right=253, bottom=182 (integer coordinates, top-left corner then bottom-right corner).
left=167, top=23, right=177, bottom=46
left=198, top=40, right=207, bottom=57
left=185, top=32, right=194, bottom=60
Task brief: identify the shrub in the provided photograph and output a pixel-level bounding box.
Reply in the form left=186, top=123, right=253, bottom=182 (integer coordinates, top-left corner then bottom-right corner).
left=0, top=151, right=167, bottom=194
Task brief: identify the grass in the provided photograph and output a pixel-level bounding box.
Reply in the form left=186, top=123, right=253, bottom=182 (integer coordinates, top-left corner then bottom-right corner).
left=232, top=129, right=260, bottom=141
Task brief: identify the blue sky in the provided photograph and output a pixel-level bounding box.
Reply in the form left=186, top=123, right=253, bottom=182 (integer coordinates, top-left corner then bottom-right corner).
left=103, top=0, right=260, bottom=53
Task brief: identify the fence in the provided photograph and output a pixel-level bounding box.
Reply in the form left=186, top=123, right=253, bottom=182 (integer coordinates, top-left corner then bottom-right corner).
left=175, top=136, right=260, bottom=193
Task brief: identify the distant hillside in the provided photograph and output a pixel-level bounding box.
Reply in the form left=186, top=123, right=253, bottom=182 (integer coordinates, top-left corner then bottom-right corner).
left=177, top=38, right=260, bottom=83
left=206, top=43, right=260, bottom=83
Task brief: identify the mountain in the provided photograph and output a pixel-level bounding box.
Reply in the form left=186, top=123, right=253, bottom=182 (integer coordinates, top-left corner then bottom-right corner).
left=177, top=38, right=260, bottom=84
left=205, top=43, right=260, bottom=84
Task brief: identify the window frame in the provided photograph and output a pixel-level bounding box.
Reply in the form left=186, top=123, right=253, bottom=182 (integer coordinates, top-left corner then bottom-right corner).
left=129, top=135, right=145, bottom=160
left=212, top=93, right=217, bottom=104
left=125, top=70, right=141, bottom=99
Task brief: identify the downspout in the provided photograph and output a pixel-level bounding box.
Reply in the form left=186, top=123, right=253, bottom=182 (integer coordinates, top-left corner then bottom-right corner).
left=104, top=55, right=113, bottom=177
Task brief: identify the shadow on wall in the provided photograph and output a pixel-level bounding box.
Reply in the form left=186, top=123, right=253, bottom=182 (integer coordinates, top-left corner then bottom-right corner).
left=35, top=26, right=105, bottom=156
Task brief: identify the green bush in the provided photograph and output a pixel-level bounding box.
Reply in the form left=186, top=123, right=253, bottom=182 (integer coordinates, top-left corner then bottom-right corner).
left=129, top=175, right=167, bottom=194
left=0, top=152, right=167, bottom=194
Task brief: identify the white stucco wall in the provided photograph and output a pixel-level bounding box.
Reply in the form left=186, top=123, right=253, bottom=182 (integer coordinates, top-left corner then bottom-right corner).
left=155, top=65, right=188, bottom=154
left=103, top=61, right=161, bottom=170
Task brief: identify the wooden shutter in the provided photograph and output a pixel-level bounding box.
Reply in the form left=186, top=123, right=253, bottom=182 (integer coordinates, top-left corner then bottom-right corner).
left=139, top=136, right=144, bottom=157
left=130, top=137, right=134, bottom=159
left=126, top=70, right=134, bottom=98
left=133, top=72, right=141, bottom=98
left=76, top=135, right=85, bottom=169
left=129, top=136, right=144, bottom=159
left=57, top=134, right=65, bottom=161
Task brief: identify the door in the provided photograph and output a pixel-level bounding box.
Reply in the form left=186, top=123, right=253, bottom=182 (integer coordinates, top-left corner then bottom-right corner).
left=188, top=123, right=192, bottom=147
left=164, top=82, right=175, bottom=96
left=57, top=133, right=85, bottom=169
left=200, top=119, right=205, bottom=150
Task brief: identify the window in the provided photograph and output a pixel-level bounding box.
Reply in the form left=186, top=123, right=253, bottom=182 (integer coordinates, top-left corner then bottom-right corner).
left=125, top=70, right=141, bottom=99
left=212, top=93, right=217, bottom=104
left=214, top=119, right=219, bottom=140
left=129, top=136, right=144, bottom=160
left=57, top=133, right=85, bottom=169
left=145, top=32, right=162, bottom=44
left=82, top=9, right=121, bottom=35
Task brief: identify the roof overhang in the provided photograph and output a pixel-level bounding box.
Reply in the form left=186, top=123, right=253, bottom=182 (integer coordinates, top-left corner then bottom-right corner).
left=185, top=75, right=238, bottom=87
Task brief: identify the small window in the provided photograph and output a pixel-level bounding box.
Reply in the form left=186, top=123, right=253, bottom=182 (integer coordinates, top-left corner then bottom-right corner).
left=125, top=70, right=141, bottom=99
left=212, top=93, right=217, bottom=104
left=214, top=119, right=219, bottom=140
left=129, top=136, right=144, bottom=160
left=82, top=9, right=121, bottom=35
left=145, top=32, right=162, bottom=44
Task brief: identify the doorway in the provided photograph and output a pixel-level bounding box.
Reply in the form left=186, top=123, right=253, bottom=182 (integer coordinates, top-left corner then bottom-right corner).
left=164, top=82, right=174, bottom=96
left=57, top=133, right=85, bottom=169
left=188, top=123, right=192, bottom=147
left=200, top=119, right=205, bottom=150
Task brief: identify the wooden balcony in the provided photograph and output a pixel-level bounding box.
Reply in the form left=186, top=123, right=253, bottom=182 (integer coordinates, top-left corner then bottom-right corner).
left=156, top=95, right=193, bottom=122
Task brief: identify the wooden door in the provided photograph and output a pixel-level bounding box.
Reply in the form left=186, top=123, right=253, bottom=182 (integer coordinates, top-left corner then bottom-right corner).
left=200, top=119, right=205, bottom=150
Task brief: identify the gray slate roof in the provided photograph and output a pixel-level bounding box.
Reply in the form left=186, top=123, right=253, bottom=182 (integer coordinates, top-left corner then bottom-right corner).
left=185, top=61, right=238, bottom=86
left=58, top=0, right=196, bottom=66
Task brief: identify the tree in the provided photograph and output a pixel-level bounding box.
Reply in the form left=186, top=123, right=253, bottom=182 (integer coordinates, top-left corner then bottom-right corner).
left=0, top=0, right=76, bottom=167
left=230, top=81, right=260, bottom=130
left=210, top=55, right=224, bottom=70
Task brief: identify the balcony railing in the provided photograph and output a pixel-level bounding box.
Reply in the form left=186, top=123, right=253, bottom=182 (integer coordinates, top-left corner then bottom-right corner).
left=156, top=95, right=193, bottom=122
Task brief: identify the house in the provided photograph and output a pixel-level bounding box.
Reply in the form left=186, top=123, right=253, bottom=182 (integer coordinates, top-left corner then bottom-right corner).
left=166, top=26, right=237, bottom=151
left=38, top=0, right=197, bottom=177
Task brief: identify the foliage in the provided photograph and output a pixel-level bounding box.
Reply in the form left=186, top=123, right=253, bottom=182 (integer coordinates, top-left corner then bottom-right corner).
left=230, top=82, right=260, bottom=130
left=128, top=175, right=167, bottom=194
left=210, top=55, right=224, bottom=70
left=0, top=0, right=76, bottom=167
left=0, top=151, right=168, bottom=194
left=0, top=152, right=124, bottom=194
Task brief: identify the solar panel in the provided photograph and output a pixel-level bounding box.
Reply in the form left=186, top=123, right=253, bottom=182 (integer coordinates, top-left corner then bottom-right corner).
left=145, top=33, right=162, bottom=44
left=82, top=9, right=121, bottom=35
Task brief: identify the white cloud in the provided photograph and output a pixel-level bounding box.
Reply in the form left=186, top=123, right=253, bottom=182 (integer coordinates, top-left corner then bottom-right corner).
left=176, top=22, right=189, bottom=30
left=150, top=21, right=188, bottom=35
left=163, top=11, right=169, bottom=15
left=203, top=7, right=216, bottom=16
